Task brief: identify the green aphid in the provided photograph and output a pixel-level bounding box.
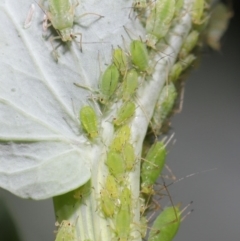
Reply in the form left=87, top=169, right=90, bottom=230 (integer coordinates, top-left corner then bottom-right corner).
left=122, top=69, right=139, bottom=101
left=113, top=101, right=136, bottom=126
left=99, top=64, right=120, bottom=104
left=110, top=125, right=131, bottom=152
left=191, top=0, right=206, bottom=25
left=148, top=206, right=181, bottom=241
left=146, top=0, right=176, bottom=41
left=114, top=188, right=132, bottom=240
left=100, top=189, right=115, bottom=217
left=80, top=105, right=98, bottom=139
left=151, top=83, right=177, bottom=134
left=169, top=54, right=196, bottom=82
left=120, top=187, right=132, bottom=207
left=122, top=143, right=135, bottom=171
left=180, top=54, right=196, bottom=72
left=169, top=62, right=183, bottom=82
left=113, top=48, right=128, bottom=76
left=130, top=40, right=149, bottom=73
left=106, top=151, right=125, bottom=179
left=55, top=220, right=76, bottom=241
left=105, top=175, right=119, bottom=199
left=43, top=0, right=78, bottom=42
left=179, top=30, right=199, bottom=59
left=141, top=141, right=166, bottom=194
left=114, top=203, right=132, bottom=241
left=73, top=180, right=91, bottom=200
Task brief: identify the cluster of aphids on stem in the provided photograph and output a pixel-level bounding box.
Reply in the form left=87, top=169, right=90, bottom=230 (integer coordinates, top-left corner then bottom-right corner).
left=23, top=0, right=225, bottom=240
left=74, top=1, right=210, bottom=240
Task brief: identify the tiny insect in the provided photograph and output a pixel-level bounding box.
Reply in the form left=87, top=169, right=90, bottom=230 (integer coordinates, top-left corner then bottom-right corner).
left=122, top=69, right=139, bottom=101
left=148, top=205, right=181, bottom=241
left=105, top=175, right=119, bottom=199
left=130, top=40, right=149, bottom=74
left=99, top=64, right=120, bottom=104
left=114, top=188, right=133, bottom=241
left=24, top=3, right=35, bottom=29
left=179, top=30, right=199, bottom=59
left=79, top=105, right=98, bottom=139
left=122, top=143, right=136, bottom=171
left=109, top=125, right=131, bottom=152
left=141, top=141, right=167, bottom=195
left=73, top=180, right=91, bottom=200
left=120, top=187, right=132, bottom=207
left=39, top=0, right=103, bottom=58
left=106, top=150, right=125, bottom=180
left=206, top=3, right=233, bottom=51
left=55, top=220, right=77, bottom=241
left=151, top=83, right=177, bottom=134
left=99, top=189, right=115, bottom=217
left=113, top=101, right=136, bottom=126
left=113, top=47, right=128, bottom=76
left=146, top=0, right=176, bottom=43
left=190, top=0, right=208, bottom=25
left=114, top=202, right=132, bottom=241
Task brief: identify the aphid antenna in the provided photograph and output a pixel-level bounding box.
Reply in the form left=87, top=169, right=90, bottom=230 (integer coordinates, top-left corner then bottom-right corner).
left=74, top=12, right=104, bottom=22
left=164, top=167, right=218, bottom=189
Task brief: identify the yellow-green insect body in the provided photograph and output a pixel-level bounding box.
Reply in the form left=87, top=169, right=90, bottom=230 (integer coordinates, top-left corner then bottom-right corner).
left=100, top=189, right=115, bottom=217
left=113, top=48, right=128, bottom=76
left=141, top=141, right=167, bottom=194
left=179, top=30, right=199, bottom=59
left=99, top=64, right=120, bottom=104
left=113, top=101, right=136, bottom=126
left=148, top=206, right=181, bottom=241
left=151, top=83, right=177, bottom=133
left=79, top=105, right=98, bottom=139
left=146, top=0, right=176, bottom=42
left=122, top=143, right=135, bottom=171
left=130, top=40, right=149, bottom=73
left=106, top=151, right=125, bottom=180
left=55, top=220, right=77, bottom=241
left=191, top=0, right=205, bottom=25
left=110, top=125, right=131, bottom=152
left=122, top=69, right=139, bottom=101
left=105, top=175, right=119, bottom=199
left=73, top=180, right=91, bottom=200
left=47, top=0, right=76, bottom=41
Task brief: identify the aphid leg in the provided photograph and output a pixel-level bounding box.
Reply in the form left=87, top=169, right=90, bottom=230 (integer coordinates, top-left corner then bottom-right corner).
left=24, top=3, right=35, bottom=29
left=72, top=32, right=83, bottom=52
left=49, top=35, right=62, bottom=61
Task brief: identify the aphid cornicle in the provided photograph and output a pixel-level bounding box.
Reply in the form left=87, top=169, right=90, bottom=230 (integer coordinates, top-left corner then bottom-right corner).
left=141, top=141, right=167, bottom=194
left=79, top=105, right=98, bottom=139
left=148, top=206, right=181, bottom=241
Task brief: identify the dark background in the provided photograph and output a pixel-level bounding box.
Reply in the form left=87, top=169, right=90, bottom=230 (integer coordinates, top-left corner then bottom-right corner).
left=0, top=1, right=239, bottom=241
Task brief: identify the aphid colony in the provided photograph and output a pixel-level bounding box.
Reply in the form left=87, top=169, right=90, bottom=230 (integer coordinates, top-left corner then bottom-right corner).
left=52, top=1, right=217, bottom=241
